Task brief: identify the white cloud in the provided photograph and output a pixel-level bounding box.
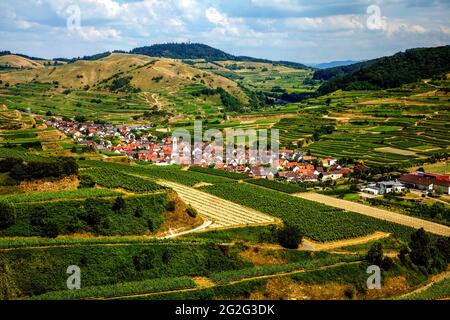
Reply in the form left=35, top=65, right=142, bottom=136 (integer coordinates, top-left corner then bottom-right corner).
left=286, top=15, right=365, bottom=31
left=205, top=7, right=240, bottom=36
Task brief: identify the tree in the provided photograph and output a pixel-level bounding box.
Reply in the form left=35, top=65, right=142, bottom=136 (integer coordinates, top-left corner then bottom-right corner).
left=325, top=98, right=332, bottom=106
left=409, top=228, right=432, bottom=268
left=0, top=157, right=22, bottom=173
left=436, top=237, right=450, bottom=263
left=278, top=224, right=303, bottom=249
left=186, top=205, right=198, bottom=218
left=40, top=221, right=59, bottom=238
left=367, top=243, right=384, bottom=266
left=0, top=201, right=16, bottom=229
left=112, top=197, right=126, bottom=212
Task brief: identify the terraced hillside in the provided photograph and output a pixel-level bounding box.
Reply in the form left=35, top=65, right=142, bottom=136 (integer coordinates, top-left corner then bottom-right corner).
left=0, top=53, right=254, bottom=121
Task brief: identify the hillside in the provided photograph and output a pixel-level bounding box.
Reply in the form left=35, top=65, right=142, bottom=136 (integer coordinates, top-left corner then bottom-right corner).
left=0, top=53, right=263, bottom=120
left=0, top=55, right=46, bottom=70
left=316, top=45, right=450, bottom=94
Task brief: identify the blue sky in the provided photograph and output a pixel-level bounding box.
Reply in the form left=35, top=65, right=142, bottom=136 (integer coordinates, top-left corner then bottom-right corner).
left=1, top=0, right=449, bottom=63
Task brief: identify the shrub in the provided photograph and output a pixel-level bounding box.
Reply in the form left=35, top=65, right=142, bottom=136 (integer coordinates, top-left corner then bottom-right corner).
left=40, top=221, right=59, bottom=238
left=366, top=243, right=384, bottom=266
left=0, top=157, right=23, bottom=173
left=0, top=201, right=16, bottom=229
left=112, top=197, right=126, bottom=212
left=167, top=200, right=176, bottom=212
left=277, top=224, right=303, bottom=249
left=186, top=205, right=198, bottom=218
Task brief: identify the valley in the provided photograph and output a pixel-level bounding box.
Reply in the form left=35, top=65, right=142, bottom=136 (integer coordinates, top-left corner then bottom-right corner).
left=0, top=43, right=449, bottom=301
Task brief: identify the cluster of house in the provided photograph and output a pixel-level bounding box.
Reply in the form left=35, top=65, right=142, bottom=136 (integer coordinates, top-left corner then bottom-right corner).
left=47, top=118, right=355, bottom=182
left=362, top=171, right=450, bottom=195
left=188, top=149, right=351, bottom=181
left=46, top=118, right=175, bottom=164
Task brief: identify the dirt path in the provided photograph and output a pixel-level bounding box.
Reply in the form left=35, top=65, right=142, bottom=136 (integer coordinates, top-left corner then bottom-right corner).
left=294, top=193, right=450, bottom=237
left=159, top=220, right=213, bottom=239
left=396, top=271, right=450, bottom=299
left=158, top=180, right=277, bottom=229
left=301, top=231, right=391, bottom=251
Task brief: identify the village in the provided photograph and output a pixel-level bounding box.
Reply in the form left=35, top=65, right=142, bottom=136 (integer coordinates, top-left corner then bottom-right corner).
left=46, top=118, right=450, bottom=197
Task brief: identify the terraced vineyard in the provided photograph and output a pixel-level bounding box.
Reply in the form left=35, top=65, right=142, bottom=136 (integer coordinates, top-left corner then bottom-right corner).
left=158, top=180, right=276, bottom=229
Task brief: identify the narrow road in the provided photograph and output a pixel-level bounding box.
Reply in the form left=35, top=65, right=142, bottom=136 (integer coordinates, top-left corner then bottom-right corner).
left=294, top=193, right=450, bottom=237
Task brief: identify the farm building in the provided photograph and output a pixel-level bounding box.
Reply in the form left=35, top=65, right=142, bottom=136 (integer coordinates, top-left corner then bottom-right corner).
left=362, top=181, right=406, bottom=195
left=399, top=172, right=450, bottom=194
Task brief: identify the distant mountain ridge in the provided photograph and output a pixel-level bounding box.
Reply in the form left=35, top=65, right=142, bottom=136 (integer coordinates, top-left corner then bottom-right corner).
left=316, top=45, right=450, bottom=95
left=310, top=60, right=361, bottom=69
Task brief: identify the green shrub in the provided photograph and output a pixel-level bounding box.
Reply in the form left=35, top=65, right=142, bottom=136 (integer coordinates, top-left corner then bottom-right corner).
left=278, top=224, right=303, bottom=249
left=186, top=205, right=198, bottom=218
left=0, top=201, right=16, bottom=229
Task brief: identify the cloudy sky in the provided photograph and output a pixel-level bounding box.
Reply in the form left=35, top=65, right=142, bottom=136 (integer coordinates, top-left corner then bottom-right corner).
left=1, top=0, right=449, bottom=63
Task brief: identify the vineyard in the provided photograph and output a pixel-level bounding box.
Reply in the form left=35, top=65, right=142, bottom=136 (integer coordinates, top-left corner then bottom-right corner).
left=0, top=188, right=123, bottom=203
left=199, top=182, right=417, bottom=241
left=31, top=277, right=197, bottom=300
left=188, top=166, right=250, bottom=180
left=245, top=178, right=309, bottom=193
left=210, top=254, right=362, bottom=284
left=0, top=242, right=247, bottom=299
left=79, top=160, right=234, bottom=186
left=79, top=167, right=165, bottom=193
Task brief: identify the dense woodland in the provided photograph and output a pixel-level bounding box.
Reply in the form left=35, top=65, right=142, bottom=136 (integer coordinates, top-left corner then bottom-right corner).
left=316, top=45, right=450, bottom=94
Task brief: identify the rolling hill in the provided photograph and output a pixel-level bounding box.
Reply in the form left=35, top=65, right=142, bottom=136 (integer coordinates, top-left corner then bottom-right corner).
left=0, top=55, right=47, bottom=70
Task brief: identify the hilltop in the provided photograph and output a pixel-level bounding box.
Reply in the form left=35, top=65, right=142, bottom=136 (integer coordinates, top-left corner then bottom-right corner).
left=130, top=43, right=308, bottom=69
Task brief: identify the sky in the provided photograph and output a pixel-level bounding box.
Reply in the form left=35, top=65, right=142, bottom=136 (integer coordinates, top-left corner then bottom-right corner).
left=0, top=0, right=449, bottom=63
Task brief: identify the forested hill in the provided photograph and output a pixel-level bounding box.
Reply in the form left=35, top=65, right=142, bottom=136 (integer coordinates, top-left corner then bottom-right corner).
left=130, top=43, right=308, bottom=69
left=316, top=45, right=450, bottom=95
left=130, top=43, right=235, bottom=60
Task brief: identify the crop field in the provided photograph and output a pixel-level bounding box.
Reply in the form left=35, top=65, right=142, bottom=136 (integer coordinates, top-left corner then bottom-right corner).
left=198, top=181, right=418, bottom=242
left=158, top=180, right=276, bottom=229
left=79, top=167, right=165, bottom=193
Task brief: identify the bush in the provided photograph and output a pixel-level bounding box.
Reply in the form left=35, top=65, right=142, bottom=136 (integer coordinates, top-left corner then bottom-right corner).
left=0, top=201, right=16, bottom=229
left=186, top=205, right=198, bottom=218
left=112, top=197, right=126, bottom=212
left=40, top=221, right=59, bottom=238
left=167, top=200, right=176, bottom=212
left=0, top=157, right=23, bottom=173
left=366, top=243, right=384, bottom=266
left=277, top=224, right=303, bottom=249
